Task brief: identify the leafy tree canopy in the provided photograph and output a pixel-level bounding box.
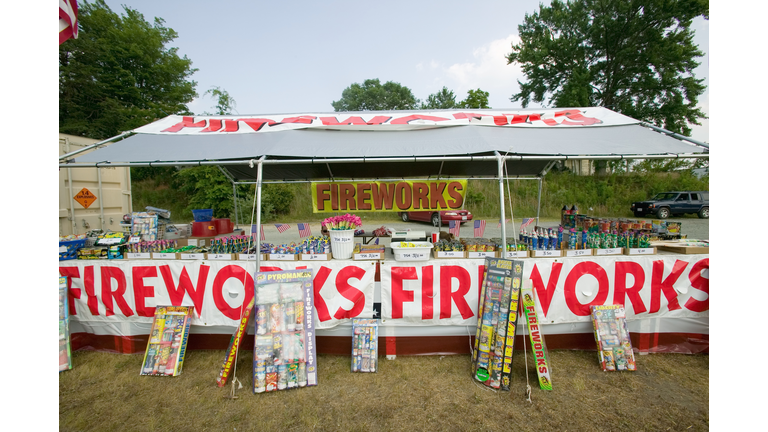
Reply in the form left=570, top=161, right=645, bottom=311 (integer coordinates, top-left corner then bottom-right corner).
left=457, top=88, right=491, bottom=109
left=421, top=87, right=457, bottom=109
left=203, top=86, right=237, bottom=115
left=59, top=0, right=197, bottom=139
left=506, top=0, right=708, bottom=136
left=331, top=79, right=420, bottom=111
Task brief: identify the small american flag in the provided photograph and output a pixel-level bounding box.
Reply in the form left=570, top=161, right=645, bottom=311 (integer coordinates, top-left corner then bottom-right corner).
left=497, top=218, right=511, bottom=228
left=474, top=220, right=486, bottom=237
left=275, top=223, right=291, bottom=233
left=448, top=220, right=461, bottom=237
left=521, top=218, right=535, bottom=229
left=297, top=223, right=311, bottom=238
left=252, top=224, right=265, bottom=241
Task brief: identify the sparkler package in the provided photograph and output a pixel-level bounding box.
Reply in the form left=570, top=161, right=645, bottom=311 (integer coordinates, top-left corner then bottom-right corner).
left=351, top=319, right=378, bottom=373
left=140, top=306, right=193, bottom=377
left=521, top=286, right=553, bottom=390
left=472, top=258, right=524, bottom=391
left=253, top=269, right=318, bottom=393
left=590, top=305, right=637, bottom=372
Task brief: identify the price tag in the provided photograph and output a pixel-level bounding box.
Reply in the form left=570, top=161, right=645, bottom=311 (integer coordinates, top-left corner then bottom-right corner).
left=468, top=252, right=495, bottom=258
left=355, top=253, right=382, bottom=260
left=238, top=254, right=260, bottom=261
left=208, top=253, right=233, bottom=260
left=152, top=253, right=177, bottom=260
left=628, top=248, right=654, bottom=255
left=269, top=254, right=295, bottom=261
left=127, top=253, right=150, bottom=259
left=179, top=253, right=205, bottom=260
left=332, top=236, right=352, bottom=243
left=97, top=237, right=123, bottom=245
left=59, top=246, right=68, bottom=253
left=566, top=249, right=592, bottom=257
left=302, top=254, right=330, bottom=261
left=401, top=252, right=427, bottom=259
left=129, top=236, right=141, bottom=244
left=504, top=251, right=527, bottom=258
left=437, top=251, right=464, bottom=258
left=595, top=248, right=621, bottom=256
left=533, top=250, right=560, bottom=257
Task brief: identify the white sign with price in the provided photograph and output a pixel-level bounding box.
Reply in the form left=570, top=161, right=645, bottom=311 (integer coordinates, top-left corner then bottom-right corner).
left=332, top=236, right=352, bottom=243
left=566, top=249, right=593, bottom=257
left=532, top=249, right=561, bottom=257
left=401, top=252, right=428, bottom=260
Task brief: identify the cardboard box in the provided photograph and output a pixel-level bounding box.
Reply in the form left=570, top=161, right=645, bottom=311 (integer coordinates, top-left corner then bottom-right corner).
left=433, top=250, right=468, bottom=259
left=301, top=253, right=333, bottom=261
left=177, top=237, right=215, bottom=248
left=655, top=245, right=708, bottom=254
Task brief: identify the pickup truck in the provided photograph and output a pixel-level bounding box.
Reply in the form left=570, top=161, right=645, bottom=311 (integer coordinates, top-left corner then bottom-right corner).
left=630, top=191, right=709, bottom=219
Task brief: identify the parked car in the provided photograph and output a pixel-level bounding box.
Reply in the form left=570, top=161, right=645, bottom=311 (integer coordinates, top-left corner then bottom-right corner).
left=630, top=191, right=709, bottom=219
left=397, top=210, right=473, bottom=226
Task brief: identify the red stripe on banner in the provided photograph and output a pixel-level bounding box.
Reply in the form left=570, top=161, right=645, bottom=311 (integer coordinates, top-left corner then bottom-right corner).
left=386, top=337, right=397, bottom=357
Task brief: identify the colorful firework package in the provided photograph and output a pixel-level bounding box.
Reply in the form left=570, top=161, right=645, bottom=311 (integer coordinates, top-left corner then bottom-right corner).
left=351, top=319, right=378, bottom=373
left=521, top=285, right=553, bottom=390
left=59, top=277, right=72, bottom=372
left=590, top=305, right=637, bottom=372
left=216, top=297, right=256, bottom=387
left=253, top=269, right=318, bottom=393
left=472, top=258, right=524, bottom=391
left=140, top=306, right=193, bottom=377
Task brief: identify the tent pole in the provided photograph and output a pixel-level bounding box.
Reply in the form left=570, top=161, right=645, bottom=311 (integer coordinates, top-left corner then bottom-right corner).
left=536, top=177, right=543, bottom=226
left=495, top=152, right=507, bottom=254
left=233, top=183, right=239, bottom=229
left=255, top=156, right=266, bottom=271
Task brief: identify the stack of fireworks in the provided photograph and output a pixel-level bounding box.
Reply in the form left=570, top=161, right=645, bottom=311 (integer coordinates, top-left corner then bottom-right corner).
left=519, top=227, right=560, bottom=251
left=253, top=280, right=310, bottom=392
left=561, top=227, right=651, bottom=250
left=434, top=239, right=465, bottom=252
left=140, top=306, right=194, bottom=377
left=351, top=319, right=378, bottom=373
left=461, top=238, right=497, bottom=252
left=159, top=245, right=205, bottom=254
left=127, top=240, right=179, bottom=253
left=209, top=235, right=255, bottom=254
left=266, top=243, right=303, bottom=255
left=472, top=258, right=524, bottom=391
left=490, top=238, right=527, bottom=251
left=590, top=305, right=637, bottom=372
left=301, top=236, right=331, bottom=254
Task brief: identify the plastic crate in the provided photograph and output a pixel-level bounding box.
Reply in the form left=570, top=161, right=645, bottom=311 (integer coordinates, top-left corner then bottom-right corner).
left=59, top=239, right=86, bottom=261
left=192, top=209, right=213, bottom=222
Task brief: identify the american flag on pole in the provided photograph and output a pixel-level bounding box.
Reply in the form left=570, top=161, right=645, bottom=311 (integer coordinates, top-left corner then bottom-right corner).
left=474, top=220, right=486, bottom=237
left=59, top=0, right=79, bottom=45
left=521, top=218, right=535, bottom=229
left=297, top=223, right=311, bottom=238
left=497, top=218, right=511, bottom=228
left=252, top=224, right=265, bottom=241
left=275, top=223, right=291, bottom=233
left=448, top=220, right=461, bottom=237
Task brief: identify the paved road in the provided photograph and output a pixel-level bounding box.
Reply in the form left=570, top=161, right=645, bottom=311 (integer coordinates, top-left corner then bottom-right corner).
left=235, top=216, right=708, bottom=247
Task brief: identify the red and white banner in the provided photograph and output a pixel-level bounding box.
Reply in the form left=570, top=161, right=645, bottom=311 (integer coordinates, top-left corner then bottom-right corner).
left=59, top=260, right=376, bottom=331
left=59, top=254, right=708, bottom=336
left=381, top=255, right=708, bottom=326
left=134, top=107, right=637, bottom=135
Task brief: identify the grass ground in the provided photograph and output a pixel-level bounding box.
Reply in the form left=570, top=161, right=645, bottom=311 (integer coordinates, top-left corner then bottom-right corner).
left=59, top=350, right=708, bottom=431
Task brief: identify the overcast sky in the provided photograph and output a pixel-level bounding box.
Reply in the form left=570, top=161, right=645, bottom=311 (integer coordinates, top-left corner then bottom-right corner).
left=100, top=0, right=709, bottom=142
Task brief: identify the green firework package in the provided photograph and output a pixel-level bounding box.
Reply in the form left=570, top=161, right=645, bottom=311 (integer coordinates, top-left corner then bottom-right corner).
left=253, top=269, right=318, bottom=393
left=472, top=258, right=524, bottom=390
left=521, top=286, right=553, bottom=390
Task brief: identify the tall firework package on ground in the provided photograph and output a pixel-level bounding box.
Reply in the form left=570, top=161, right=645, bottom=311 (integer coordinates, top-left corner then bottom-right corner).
left=351, top=319, right=378, bottom=373
left=521, top=285, right=553, bottom=390
left=59, top=277, right=72, bottom=372
left=472, top=258, right=524, bottom=391
left=140, top=306, right=193, bottom=377
left=590, top=305, right=637, bottom=372
left=216, top=297, right=256, bottom=387
left=253, top=269, right=318, bottom=393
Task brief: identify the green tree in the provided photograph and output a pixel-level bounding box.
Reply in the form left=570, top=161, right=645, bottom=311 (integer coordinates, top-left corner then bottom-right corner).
left=203, top=86, right=237, bottom=115
left=421, top=86, right=457, bottom=109
left=59, top=0, right=197, bottom=139
left=456, top=88, right=491, bottom=109
left=506, top=0, right=707, bottom=136
left=331, top=78, right=420, bottom=111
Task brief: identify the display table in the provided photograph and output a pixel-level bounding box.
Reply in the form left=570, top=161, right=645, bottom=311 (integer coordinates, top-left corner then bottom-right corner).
left=59, top=251, right=709, bottom=355
left=354, top=233, right=390, bottom=245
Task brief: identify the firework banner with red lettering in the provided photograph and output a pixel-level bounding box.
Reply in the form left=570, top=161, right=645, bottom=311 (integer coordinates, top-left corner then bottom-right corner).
left=521, top=285, right=552, bottom=390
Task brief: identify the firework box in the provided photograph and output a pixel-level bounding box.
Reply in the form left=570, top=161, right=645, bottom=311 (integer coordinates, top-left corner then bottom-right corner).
left=351, top=319, right=379, bottom=373
left=253, top=269, right=318, bottom=393
left=472, top=257, right=524, bottom=391
left=521, top=284, right=553, bottom=390
left=59, top=277, right=72, bottom=372
left=590, top=305, right=637, bottom=372
left=140, top=305, right=193, bottom=377
left=216, top=297, right=256, bottom=387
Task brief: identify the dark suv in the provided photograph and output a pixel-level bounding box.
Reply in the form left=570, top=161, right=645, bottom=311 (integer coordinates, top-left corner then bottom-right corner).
left=631, top=191, right=709, bottom=219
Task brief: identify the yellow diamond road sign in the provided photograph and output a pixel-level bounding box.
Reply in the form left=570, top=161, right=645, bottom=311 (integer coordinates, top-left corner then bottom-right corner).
left=74, top=188, right=97, bottom=209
